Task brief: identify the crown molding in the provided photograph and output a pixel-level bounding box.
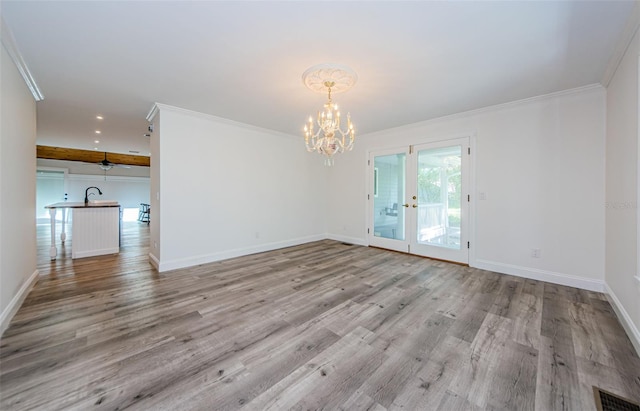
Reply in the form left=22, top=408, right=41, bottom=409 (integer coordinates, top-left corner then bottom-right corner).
left=147, top=102, right=299, bottom=140
left=362, top=84, right=604, bottom=139
left=602, top=1, right=640, bottom=87
left=146, top=103, right=160, bottom=122
left=1, top=16, right=43, bottom=101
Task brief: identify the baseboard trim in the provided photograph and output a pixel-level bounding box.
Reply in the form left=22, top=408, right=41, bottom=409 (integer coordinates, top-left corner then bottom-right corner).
left=0, top=269, right=39, bottom=337
left=72, top=248, right=120, bottom=259
left=149, top=252, right=160, bottom=271
left=157, top=234, right=327, bottom=272
left=605, top=282, right=640, bottom=357
left=474, top=259, right=605, bottom=292
left=326, top=234, right=367, bottom=246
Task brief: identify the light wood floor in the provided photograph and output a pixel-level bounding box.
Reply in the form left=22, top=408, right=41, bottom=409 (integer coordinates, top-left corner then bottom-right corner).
left=1, top=222, right=639, bottom=410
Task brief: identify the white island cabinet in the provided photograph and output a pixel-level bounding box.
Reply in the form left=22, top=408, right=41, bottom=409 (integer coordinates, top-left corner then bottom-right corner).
left=45, top=202, right=121, bottom=260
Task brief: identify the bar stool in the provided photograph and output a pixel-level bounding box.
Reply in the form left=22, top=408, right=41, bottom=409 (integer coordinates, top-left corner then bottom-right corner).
left=138, top=203, right=150, bottom=223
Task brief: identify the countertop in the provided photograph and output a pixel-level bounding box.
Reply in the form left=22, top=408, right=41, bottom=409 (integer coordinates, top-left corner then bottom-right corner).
left=45, top=202, right=121, bottom=208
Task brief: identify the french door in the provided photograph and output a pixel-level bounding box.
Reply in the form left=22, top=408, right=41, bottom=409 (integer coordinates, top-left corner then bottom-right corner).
left=369, top=137, right=470, bottom=264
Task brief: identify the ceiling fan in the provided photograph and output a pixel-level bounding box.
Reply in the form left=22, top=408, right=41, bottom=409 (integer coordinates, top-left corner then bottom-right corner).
left=98, top=152, right=131, bottom=170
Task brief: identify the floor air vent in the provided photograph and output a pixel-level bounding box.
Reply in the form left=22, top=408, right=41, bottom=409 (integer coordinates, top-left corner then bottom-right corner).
left=594, top=387, right=640, bottom=411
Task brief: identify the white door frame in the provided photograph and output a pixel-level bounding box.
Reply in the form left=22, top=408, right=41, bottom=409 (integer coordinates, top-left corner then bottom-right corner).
left=409, top=137, right=470, bottom=264
left=368, top=146, right=411, bottom=253
left=367, top=134, right=476, bottom=265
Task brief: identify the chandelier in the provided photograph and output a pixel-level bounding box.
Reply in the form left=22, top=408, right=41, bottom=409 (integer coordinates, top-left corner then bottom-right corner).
left=302, top=64, right=357, bottom=166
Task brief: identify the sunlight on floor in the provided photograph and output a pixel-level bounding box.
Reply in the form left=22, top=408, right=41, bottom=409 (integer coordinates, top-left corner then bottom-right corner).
left=122, top=208, right=139, bottom=222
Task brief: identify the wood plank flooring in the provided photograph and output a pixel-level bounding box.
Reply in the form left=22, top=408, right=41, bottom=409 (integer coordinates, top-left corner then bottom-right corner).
left=1, top=222, right=639, bottom=410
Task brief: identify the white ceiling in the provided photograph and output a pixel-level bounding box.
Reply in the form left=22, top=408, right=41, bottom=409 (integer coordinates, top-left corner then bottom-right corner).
left=2, top=1, right=635, bottom=156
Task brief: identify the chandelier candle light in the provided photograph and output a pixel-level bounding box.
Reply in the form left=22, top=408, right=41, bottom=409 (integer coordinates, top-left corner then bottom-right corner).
left=302, top=64, right=357, bottom=166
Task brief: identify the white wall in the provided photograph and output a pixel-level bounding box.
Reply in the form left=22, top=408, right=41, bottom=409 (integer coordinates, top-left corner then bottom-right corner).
left=149, top=109, right=160, bottom=266
left=148, top=104, right=327, bottom=272
left=327, top=86, right=606, bottom=291
left=35, top=162, right=150, bottom=223
left=64, top=175, right=149, bottom=208
left=35, top=169, right=150, bottom=222
left=605, top=26, right=640, bottom=352
left=35, top=169, right=66, bottom=221
left=0, top=36, right=38, bottom=333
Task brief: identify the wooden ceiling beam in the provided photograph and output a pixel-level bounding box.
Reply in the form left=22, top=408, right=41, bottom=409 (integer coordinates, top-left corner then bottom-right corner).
left=36, top=145, right=150, bottom=167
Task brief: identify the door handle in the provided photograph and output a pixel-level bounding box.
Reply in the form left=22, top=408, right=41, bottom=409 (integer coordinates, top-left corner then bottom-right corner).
left=402, top=204, right=409, bottom=208
left=412, top=204, right=418, bottom=208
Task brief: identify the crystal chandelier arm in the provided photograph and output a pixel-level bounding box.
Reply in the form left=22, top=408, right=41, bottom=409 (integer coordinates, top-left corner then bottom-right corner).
left=345, top=125, right=355, bottom=151
left=304, top=117, right=317, bottom=152
left=304, top=135, right=313, bottom=152
left=334, top=116, right=355, bottom=152
left=301, top=65, right=357, bottom=164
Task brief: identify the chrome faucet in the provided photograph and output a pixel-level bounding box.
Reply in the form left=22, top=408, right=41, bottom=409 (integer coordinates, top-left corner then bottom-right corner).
left=84, top=186, right=103, bottom=204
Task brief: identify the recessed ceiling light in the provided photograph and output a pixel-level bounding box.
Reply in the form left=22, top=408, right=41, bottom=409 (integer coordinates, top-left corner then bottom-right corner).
left=95, top=130, right=101, bottom=134
left=96, top=115, right=104, bottom=120
left=94, top=140, right=100, bottom=144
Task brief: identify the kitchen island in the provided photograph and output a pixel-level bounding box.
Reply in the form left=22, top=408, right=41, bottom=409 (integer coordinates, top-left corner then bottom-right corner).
left=45, top=202, right=121, bottom=260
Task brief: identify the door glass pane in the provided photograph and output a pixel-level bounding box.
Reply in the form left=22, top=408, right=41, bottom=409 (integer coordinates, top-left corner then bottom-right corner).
left=416, top=146, right=461, bottom=249
left=373, top=153, right=406, bottom=240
